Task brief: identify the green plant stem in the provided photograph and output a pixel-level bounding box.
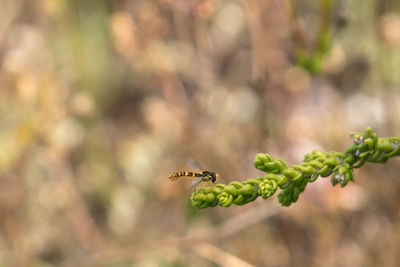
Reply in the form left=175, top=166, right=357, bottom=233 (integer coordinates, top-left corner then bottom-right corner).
left=191, top=127, right=400, bottom=209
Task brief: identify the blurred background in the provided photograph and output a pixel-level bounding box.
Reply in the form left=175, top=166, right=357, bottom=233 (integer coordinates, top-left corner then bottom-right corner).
left=1, top=0, right=400, bottom=266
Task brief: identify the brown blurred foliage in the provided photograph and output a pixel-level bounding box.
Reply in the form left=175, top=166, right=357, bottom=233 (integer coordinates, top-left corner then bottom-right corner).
left=0, top=0, right=400, bottom=266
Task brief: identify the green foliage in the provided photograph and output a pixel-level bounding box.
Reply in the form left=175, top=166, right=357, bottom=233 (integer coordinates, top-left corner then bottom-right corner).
left=191, top=128, right=400, bottom=209
left=289, top=0, right=334, bottom=74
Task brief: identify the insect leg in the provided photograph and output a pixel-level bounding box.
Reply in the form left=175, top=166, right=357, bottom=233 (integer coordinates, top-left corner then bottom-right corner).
left=207, top=181, right=216, bottom=187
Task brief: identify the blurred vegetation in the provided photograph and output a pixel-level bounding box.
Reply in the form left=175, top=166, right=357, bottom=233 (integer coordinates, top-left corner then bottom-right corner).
left=0, top=0, right=400, bottom=266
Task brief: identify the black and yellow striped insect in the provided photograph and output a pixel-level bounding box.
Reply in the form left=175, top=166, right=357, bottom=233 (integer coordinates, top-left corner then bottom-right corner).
left=169, top=157, right=220, bottom=188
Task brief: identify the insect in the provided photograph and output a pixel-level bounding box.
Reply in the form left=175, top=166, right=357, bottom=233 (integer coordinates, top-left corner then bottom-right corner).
left=169, top=157, right=220, bottom=188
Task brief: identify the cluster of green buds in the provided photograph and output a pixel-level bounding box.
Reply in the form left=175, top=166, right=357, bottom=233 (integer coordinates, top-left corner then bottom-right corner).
left=191, top=127, right=400, bottom=209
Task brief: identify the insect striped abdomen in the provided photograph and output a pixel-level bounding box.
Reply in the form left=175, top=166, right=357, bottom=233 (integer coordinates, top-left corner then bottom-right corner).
left=168, top=172, right=181, bottom=181
left=169, top=171, right=201, bottom=180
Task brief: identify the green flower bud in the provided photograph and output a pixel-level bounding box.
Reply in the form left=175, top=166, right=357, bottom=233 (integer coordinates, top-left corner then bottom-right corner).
left=233, top=194, right=245, bottom=205
left=218, top=192, right=234, bottom=207
left=191, top=191, right=209, bottom=209
left=344, top=154, right=358, bottom=165
left=238, top=184, right=255, bottom=195
left=317, top=165, right=332, bottom=177
left=258, top=179, right=278, bottom=199
left=378, top=140, right=393, bottom=152
left=283, top=168, right=298, bottom=178
left=346, top=144, right=359, bottom=154
left=386, top=143, right=400, bottom=157
left=364, top=127, right=373, bottom=137
left=223, top=185, right=239, bottom=196
left=254, top=153, right=273, bottom=172
left=364, top=137, right=375, bottom=149
left=325, top=157, right=339, bottom=166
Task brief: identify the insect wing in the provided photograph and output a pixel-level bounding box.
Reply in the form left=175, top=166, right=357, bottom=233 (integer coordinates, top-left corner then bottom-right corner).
left=187, top=157, right=203, bottom=171
left=188, top=177, right=203, bottom=188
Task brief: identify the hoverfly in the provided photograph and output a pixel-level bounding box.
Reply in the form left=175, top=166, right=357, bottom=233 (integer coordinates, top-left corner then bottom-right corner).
left=169, top=157, right=220, bottom=189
